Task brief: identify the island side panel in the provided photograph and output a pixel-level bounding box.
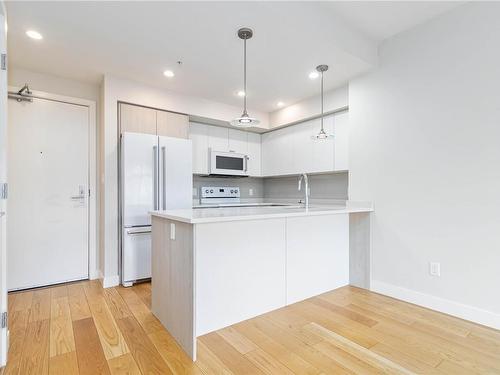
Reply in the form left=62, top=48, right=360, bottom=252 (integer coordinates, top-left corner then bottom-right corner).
left=195, top=218, right=286, bottom=336
left=286, top=214, right=350, bottom=305
left=151, top=216, right=196, bottom=360
left=349, top=212, right=371, bottom=289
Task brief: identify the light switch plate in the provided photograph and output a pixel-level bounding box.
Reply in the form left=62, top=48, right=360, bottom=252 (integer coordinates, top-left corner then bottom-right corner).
left=170, top=223, right=176, bottom=240
left=249, top=188, right=254, bottom=196
left=193, top=188, right=198, bottom=197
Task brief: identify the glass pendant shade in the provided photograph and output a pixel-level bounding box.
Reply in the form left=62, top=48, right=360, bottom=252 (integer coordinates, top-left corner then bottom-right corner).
left=230, top=111, right=260, bottom=127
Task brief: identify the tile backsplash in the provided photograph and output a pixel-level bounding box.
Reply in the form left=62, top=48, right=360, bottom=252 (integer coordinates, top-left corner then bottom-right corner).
left=263, top=172, right=348, bottom=200
left=193, top=171, right=348, bottom=203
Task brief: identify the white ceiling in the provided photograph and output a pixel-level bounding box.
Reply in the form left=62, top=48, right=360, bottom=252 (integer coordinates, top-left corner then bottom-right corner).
left=322, top=2, right=462, bottom=42
left=6, top=1, right=461, bottom=112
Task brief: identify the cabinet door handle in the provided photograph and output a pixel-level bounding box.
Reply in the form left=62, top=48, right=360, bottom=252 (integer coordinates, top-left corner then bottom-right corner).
left=244, top=155, right=249, bottom=172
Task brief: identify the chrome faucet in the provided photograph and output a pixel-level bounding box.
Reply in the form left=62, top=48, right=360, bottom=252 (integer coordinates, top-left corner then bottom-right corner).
left=298, top=173, right=309, bottom=208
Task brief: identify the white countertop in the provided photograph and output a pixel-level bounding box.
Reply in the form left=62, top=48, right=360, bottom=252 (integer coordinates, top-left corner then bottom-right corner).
left=151, top=201, right=373, bottom=224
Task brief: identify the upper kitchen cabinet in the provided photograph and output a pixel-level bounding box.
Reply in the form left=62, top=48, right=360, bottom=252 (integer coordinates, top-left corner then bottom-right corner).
left=120, top=103, right=189, bottom=139
left=333, top=111, right=349, bottom=171
left=119, top=103, right=157, bottom=135
left=156, top=111, right=189, bottom=139
left=208, top=126, right=229, bottom=152
left=189, top=123, right=262, bottom=176
left=189, top=123, right=209, bottom=174
left=262, top=126, right=294, bottom=176
left=228, top=129, right=247, bottom=154
left=310, top=116, right=335, bottom=173
left=247, top=132, right=262, bottom=177
left=261, top=111, right=349, bottom=176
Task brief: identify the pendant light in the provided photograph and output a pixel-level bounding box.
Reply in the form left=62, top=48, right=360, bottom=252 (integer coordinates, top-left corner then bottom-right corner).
left=231, top=27, right=260, bottom=127
left=313, top=64, right=334, bottom=140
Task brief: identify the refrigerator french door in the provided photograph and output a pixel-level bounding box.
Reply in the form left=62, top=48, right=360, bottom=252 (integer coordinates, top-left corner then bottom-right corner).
left=121, top=132, right=192, bottom=286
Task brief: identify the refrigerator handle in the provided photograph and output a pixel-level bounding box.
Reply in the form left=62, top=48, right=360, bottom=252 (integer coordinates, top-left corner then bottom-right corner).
left=162, top=146, right=167, bottom=210
left=153, top=145, right=158, bottom=210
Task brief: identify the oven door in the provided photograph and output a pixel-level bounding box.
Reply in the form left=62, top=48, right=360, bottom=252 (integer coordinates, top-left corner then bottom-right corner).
left=210, top=150, right=249, bottom=176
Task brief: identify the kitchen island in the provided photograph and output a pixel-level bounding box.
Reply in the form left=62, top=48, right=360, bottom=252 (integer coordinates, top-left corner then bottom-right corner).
left=150, top=202, right=373, bottom=360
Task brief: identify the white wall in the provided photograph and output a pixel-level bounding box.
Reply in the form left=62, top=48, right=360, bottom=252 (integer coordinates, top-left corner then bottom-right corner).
left=269, top=85, right=348, bottom=129
left=100, top=75, right=269, bottom=285
left=349, top=2, right=500, bottom=328
left=8, top=67, right=99, bottom=102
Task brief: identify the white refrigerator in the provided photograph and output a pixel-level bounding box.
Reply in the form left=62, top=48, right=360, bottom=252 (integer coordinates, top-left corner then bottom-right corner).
left=121, top=132, right=192, bottom=286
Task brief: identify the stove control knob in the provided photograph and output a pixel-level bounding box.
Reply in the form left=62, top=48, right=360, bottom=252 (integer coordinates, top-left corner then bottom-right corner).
left=210, top=189, right=214, bottom=193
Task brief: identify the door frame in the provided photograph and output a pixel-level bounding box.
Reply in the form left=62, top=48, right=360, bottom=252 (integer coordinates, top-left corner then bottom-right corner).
left=0, top=5, right=7, bottom=368
left=7, top=86, right=98, bottom=281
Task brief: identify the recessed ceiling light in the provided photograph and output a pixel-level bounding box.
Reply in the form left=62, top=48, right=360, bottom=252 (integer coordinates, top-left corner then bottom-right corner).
left=309, top=71, right=319, bottom=79
left=237, top=90, right=245, bottom=97
left=163, top=70, right=174, bottom=78
left=26, top=30, right=43, bottom=40
left=277, top=101, right=284, bottom=107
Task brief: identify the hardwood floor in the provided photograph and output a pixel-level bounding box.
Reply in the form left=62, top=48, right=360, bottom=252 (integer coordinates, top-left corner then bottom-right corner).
left=2, top=281, right=500, bottom=374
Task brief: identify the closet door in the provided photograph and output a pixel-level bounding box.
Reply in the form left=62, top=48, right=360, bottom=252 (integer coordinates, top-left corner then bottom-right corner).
left=157, top=111, right=189, bottom=139
left=119, top=103, right=157, bottom=135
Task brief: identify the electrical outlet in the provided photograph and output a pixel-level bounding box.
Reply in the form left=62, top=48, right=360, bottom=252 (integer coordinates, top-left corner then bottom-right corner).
left=429, top=262, right=441, bottom=277
left=249, top=188, right=254, bottom=196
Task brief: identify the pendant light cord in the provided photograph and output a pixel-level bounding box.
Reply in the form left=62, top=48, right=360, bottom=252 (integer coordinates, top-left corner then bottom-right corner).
left=320, top=69, right=324, bottom=132
left=243, top=35, right=247, bottom=116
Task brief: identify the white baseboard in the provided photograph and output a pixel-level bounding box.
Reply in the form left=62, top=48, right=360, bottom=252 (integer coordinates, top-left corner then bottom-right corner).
left=371, top=280, right=500, bottom=330
left=102, top=274, right=120, bottom=288
left=89, top=269, right=100, bottom=280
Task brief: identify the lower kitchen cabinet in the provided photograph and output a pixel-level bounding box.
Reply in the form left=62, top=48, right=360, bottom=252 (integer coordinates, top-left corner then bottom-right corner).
left=286, top=215, right=349, bottom=304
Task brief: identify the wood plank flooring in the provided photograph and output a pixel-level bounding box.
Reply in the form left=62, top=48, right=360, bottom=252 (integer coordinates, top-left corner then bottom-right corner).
left=2, top=281, right=500, bottom=374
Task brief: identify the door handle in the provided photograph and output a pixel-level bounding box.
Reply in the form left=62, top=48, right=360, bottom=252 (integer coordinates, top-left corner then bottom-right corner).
left=71, top=185, right=87, bottom=200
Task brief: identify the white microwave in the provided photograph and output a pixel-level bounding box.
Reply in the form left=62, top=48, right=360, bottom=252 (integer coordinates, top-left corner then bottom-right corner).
left=209, top=149, right=249, bottom=176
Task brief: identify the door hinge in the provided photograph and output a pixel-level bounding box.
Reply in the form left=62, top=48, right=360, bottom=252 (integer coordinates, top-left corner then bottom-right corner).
left=1, top=312, right=7, bottom=329
left=0, top=183, right=7, bottom=199
left=1, top=53, right=6, bottom=71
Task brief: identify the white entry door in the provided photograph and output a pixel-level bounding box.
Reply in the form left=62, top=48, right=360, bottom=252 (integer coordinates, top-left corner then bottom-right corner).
left=7, top=97, right=89, bottom=291
left=0, top=10, right=8, bottom=368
